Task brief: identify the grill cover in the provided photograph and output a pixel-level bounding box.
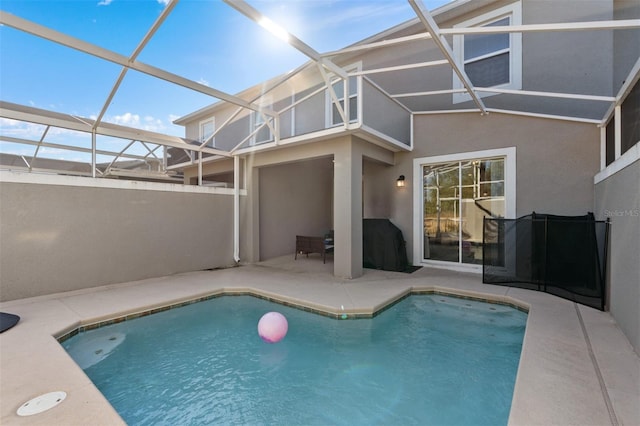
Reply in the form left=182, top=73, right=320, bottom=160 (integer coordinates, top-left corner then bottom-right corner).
left=363, top=219, right=408, bottom=272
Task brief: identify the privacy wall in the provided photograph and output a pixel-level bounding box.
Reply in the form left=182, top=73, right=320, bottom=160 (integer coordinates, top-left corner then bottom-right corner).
left=595, top=156, right=640, bottom=354
left=0, top=174, right=242, bottom=302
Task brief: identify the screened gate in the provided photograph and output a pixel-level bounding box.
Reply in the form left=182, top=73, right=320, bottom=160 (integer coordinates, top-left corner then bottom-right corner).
left=483, top=213, right=610, bottom=310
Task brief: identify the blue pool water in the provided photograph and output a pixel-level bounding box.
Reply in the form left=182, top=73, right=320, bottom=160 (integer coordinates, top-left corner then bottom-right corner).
left=62, top=295, right=527, bottom=425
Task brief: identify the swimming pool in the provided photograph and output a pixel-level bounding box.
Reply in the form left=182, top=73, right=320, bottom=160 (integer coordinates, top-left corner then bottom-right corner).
left=62, top=294, right=527, bottom=425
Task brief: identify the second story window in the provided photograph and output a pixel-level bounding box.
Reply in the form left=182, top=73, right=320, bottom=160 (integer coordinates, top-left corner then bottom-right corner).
left=329, top=75, right=358, bottom=126
left=453, top=2, right=522, bottom=103
left=464, top=17, right=511, bottom=87
left=199, top=118, right=215, bottom=147
left=251, top=99, right=273, bottom=145
left=325, top=63, right=360, bottom=127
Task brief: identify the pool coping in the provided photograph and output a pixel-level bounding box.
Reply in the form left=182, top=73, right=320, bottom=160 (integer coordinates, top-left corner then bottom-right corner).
left=1, top=260, right=638, bottom=425
left=56, top=286, right=530, bottom=344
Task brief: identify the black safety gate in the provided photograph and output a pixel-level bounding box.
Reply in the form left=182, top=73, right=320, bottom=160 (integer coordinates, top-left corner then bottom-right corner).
left=483, top=213, right=610, bottom=310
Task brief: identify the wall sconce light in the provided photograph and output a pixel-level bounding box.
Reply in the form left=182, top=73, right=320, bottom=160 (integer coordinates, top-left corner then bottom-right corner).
left=396, top=175, right=406, bottom=187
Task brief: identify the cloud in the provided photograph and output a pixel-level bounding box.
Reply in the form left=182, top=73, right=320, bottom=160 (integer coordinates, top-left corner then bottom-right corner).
left=112, top=112, right=141, bottom=127
left=197, top=78, right=210, bottom=87
left=144, top=116, right=163, bottom=128
left=107, top=112, right=169, bottom=133
left=97, top=0, right=113, bottom=6
left=1, top=118, right=50, bottom=139
left=157, top=0, right=170, bottom=5
left=1, top=112, right=182, bottom=150
left=0, top=117, right=20, bottom=128
left=0, top=118, right=90, bottom=153
left=312, top=2, right=411, bottom=30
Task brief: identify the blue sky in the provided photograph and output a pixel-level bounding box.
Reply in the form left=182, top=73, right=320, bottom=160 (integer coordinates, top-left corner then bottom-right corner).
left=1, top=0, right=451, bottom=149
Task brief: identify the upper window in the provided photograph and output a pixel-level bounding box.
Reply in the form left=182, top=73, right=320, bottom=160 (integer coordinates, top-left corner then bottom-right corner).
left=199, top=118, right=215, bottom=147
left=329, top=76, right=358, bottom=126
left=453, top=2, right=522, bottom=103
left=325, top=63, right=360, bottom=127
left=251, top=99, right=273, bottom=146
left=464, top=17, right=510, bottom=87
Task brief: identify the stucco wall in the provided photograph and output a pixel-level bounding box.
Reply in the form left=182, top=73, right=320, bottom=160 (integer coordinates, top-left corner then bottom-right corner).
left=245, top=136, right=393, bottom=277
left=0, top=176, right=241, bottom=302
left=595, top=158, right=640, bottom=354
left=258, top=157, right=334, bottom=260
left=394, top=112, right=600, bottom=262
left=363, top=159, right=393, bottom=219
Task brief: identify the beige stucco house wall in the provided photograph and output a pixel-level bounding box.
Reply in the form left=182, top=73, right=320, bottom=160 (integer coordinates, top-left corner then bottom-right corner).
left=176, top=0, right=613, bottom=270
left=594, top=156, right=640, bottom=353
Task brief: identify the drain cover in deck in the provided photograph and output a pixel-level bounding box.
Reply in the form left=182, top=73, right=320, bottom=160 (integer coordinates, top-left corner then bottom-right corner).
left=17, top=391, right=66, bottom=416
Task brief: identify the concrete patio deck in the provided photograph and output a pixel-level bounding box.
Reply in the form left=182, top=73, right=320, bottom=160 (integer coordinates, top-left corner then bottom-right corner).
left=1, top=256, right=638, bottom=425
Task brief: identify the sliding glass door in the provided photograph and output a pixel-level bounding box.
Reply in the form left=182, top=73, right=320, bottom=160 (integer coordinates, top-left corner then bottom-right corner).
left=422, top=157, right=506, bottom=265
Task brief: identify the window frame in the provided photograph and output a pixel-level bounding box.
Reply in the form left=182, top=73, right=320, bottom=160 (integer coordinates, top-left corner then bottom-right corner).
left=324, top=62, right=361, bottom=128
left=412, top=147, right=516, bottom=272
left=199, top=117, right=215, bottom=148
left=452, top=2, right=522, bottom=104
left=250, top=96, right=274, bottom=146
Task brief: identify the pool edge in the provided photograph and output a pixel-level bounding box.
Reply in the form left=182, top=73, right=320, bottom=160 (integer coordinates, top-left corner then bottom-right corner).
left=56, top=286, right=530, bottom=343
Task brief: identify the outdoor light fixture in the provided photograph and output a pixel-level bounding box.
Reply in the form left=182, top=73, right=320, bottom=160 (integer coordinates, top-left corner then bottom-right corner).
left=396, top=175, right=406, bottom=187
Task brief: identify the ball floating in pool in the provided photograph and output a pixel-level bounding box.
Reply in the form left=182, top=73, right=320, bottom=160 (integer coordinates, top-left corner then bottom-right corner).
left=257, top=312, right=288, bottom=343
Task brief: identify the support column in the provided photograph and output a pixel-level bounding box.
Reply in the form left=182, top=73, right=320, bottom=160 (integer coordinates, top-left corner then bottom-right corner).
left=91, top=130, right=97, bottom=178
left=233, top=155, right=240, bottom=263
left=244, top=155, right=261, bottom=263
left=333, top=138, right=363, bottom=278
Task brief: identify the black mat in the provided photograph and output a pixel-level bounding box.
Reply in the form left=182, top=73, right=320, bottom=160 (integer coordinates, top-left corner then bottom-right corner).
left=0, top=312, right=20, bottom=333
left=365, top=265, right=422, bottom=274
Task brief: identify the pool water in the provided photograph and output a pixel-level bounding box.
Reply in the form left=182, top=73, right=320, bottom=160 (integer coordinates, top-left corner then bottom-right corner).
left=62, top=295, right=527, bottom=425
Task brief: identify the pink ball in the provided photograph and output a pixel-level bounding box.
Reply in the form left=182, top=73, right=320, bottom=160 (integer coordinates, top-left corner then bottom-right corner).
left=257, top=312, right=288, bottom=343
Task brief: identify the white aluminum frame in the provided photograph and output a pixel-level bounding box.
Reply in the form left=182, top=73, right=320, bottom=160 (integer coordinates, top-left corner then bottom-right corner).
left=1, top=0, right=639, bottom=178
left=0, top=0, right=638, bottom=270
left=412, top=147, right=516, bottom=273
left=452, top=2, right=522, bottom=104
left=408, top=0, right=487, bottom=114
